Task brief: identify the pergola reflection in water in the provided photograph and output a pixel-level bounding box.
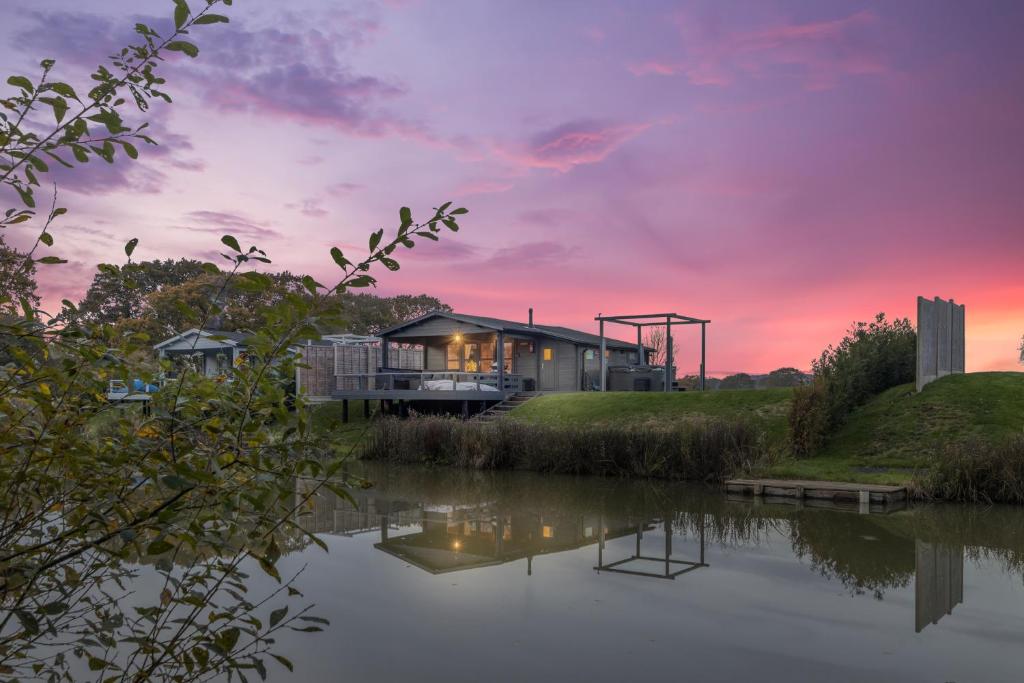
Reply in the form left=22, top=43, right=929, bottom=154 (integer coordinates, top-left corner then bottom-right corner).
left=594, top=514, right=708, bottom=580
left=295, top=476, right=970, bottom=631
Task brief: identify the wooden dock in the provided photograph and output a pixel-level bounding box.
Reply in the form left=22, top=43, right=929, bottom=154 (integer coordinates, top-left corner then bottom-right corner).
left=725, top=478, right=907, bottom=505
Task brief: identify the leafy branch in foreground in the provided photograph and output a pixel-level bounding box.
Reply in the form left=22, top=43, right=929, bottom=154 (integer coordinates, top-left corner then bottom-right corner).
left=0, top=1, right=470, bottom=680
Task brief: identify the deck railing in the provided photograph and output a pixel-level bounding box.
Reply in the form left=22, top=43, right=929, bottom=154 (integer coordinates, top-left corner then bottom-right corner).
left=335, top=371, right=522, bottom=394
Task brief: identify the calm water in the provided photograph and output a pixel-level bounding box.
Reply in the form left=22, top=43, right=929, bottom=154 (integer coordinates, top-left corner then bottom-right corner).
left=259, top=464, right=1024, bottom=682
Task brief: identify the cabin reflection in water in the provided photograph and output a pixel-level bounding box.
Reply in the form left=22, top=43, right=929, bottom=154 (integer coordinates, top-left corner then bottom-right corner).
left=294, top=475, right=981, bottom=632
left=296, top=480, right=707, bottom=578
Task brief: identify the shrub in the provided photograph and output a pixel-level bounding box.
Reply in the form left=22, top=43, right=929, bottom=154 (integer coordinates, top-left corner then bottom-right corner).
left=789, top=313, right=915, bottom=456
left=918, top=435, right=1024, bottom=504
left=361, top=415, right=770, bottom=481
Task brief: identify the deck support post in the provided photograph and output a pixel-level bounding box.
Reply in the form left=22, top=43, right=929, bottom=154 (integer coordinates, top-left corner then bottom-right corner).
left=496, top=331, right=505, bottom=391
left=700, top=322, right=706, bottom=391
left=664, top=316, right=673, bottom=392
left=599, top=319, right=607, bottom=392
left=461, top=400, right=469, bottom=420
left=363, top=399, right=370, bottom=418
left=342, top=399, right=349, bottom=424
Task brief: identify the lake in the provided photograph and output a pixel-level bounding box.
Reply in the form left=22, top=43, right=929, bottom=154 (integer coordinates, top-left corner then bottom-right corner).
left=263, top=463, right=1024, bottom=682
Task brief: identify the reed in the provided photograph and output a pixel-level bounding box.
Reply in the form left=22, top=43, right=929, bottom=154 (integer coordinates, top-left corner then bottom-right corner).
left=916, top=434, right=1024, bottom=504
left=359, top=415, right=769, bottom=481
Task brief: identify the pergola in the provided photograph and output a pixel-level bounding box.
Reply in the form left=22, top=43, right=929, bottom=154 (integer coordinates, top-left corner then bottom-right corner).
left=595, top=312, right=710, bottom=392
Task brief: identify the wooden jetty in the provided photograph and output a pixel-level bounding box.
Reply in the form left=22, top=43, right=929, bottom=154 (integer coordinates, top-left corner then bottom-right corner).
left=725, top=478, right=907, bottom=506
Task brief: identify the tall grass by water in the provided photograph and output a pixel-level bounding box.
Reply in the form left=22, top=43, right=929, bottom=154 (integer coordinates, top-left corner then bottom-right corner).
left=917, top=434, right=1024, bottom=504
left=360, top=415, right=770, bottom=481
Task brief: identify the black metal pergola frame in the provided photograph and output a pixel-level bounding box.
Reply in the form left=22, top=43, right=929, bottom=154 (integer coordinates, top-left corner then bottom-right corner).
left=595, top=312, right=710, bottom=392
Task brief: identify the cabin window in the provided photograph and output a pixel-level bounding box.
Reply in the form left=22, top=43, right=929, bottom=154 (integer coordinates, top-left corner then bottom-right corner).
left=504, top=341, right=513, bottom=374
left=629, top=352, right=639, bottom=364
left=446, top=343, right=460, bottom=370
left=604, top=349, right=610, bottom=359
left=584, top=349, right=595, bottom=361
left=464, top=343, right=480, bottom=372
left=542, top=347, right=553, bottom=361
left=542, top=525, right=554, bottom=538
left=479, top=341, right=495, bottom=373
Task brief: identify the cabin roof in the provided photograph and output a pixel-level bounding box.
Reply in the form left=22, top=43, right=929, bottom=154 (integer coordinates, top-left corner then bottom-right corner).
left=153, top=328, right=251, bottom=350
left=379, top=311, right=652, bottom=351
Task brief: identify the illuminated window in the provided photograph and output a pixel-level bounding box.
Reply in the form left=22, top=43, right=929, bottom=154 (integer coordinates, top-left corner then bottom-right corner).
left=542, top=525, right=554, bottom=538
left=543, top=347, right=553, bottom=361
left=584, top=526, right=593, bottom=538
left=446, top=343, right=460, bottom=370
left=584, top=349, right=595, bottom=361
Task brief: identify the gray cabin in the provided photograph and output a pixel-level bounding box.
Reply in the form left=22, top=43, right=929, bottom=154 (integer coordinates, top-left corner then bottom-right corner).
left=361, top=310, right=659, bottom=396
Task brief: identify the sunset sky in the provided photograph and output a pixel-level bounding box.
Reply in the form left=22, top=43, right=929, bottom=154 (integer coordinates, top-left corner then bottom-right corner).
left=3, top=0, right=1022, bottom=375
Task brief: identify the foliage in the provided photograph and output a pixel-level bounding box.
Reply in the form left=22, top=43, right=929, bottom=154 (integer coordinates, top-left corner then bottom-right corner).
left=362, top=415, right=769, bottom=481
left=917, top=434, right=1024, bottom=504
left=788, top=313, right=915, bottom=456
left=328, top=293, right=450, bottom=335
left=0, top=233, right=40, bottom=313
left=74, top=258, right=212, bottom=325
left=719, top=373, right=755, bottom=390
left=78, top=260, right=452, bottom=341
left=762, top=367, right=807, bottom=388
left=0, top=3, right=470, bottom=680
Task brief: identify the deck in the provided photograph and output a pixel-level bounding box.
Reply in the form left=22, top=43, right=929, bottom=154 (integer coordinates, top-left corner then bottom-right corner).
left=725, top=478, right=907, bottom=505
left=330, top=371, right=522, bottom=402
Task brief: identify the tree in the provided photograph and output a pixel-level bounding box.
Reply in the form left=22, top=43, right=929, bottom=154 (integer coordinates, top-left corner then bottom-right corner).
left=0, top=3, right=472, bottom=680
left=76, top=258, right=211, bottom=324
left=720, top=373, right=756, bottom=390
left=643, top=326, right=679, bottom=367
left=0, top=233, right=39, bottom=313
left=789, top=313, right=915, bottom=456
left=326, top=292, right=451, bottom=334
left=764, top=367, right=807, bottom=388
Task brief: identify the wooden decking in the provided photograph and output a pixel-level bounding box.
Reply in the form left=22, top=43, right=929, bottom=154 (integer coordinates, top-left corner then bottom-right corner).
left=725, top=478, right=907, bottom=505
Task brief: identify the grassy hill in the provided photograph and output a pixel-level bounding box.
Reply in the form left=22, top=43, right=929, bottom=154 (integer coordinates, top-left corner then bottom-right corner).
left=510, top=389, right=794, bottom=448
left=769, top=372, right=1024, bottom=484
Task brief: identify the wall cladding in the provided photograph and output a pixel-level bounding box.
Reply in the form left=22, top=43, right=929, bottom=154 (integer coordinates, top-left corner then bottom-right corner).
left=297, top=343, right=424, bottom=397
left=916, top=296, right=965, bottom=392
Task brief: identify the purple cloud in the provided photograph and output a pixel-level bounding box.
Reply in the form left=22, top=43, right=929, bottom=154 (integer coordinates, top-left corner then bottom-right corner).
left=180, top=210, right=281, bottom=241
left=498, top=120, right=650, bottom=172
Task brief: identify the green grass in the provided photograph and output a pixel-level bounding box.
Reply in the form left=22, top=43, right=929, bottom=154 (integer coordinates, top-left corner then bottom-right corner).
left=768, top=372, right=1024, bottom=485
left=309, top=400, right=378, bottom=453
left=510, top=389, right=794, bottom=448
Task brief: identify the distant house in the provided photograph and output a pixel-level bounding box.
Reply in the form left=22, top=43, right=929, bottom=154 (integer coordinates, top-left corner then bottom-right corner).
left=153, top=328, right=251, bottom=377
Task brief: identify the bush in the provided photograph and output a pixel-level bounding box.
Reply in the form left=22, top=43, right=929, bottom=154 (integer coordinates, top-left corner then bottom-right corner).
left=789, top=313, right=915, bottom=456
left=918, top=435, right=1024, bottom=504
left=360, top=415, right=770, bottom=481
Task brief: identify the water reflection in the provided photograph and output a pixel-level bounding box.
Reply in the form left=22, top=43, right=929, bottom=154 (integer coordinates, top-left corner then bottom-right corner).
left=294, top=464, right=1024, bottom=638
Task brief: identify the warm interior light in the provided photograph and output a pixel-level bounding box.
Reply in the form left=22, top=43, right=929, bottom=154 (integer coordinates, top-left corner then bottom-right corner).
left=452, top=540, right=462, bottom=550
left=454, top=333, right=463, bottom=343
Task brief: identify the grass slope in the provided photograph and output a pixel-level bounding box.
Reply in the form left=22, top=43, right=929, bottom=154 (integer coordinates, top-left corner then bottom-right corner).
left=511, top=389, right=794, bottom=448
left=769, top=372, right=1024, bottom=485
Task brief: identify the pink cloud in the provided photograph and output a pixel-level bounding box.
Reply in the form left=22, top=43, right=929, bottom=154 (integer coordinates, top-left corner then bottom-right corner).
left=632, top=10, right=888, bottom=90
left=325, top=182, right=364, bottom=197
left=455, top=180, right=515, bottom=196
left=498, top=120, right=650, bottom=172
